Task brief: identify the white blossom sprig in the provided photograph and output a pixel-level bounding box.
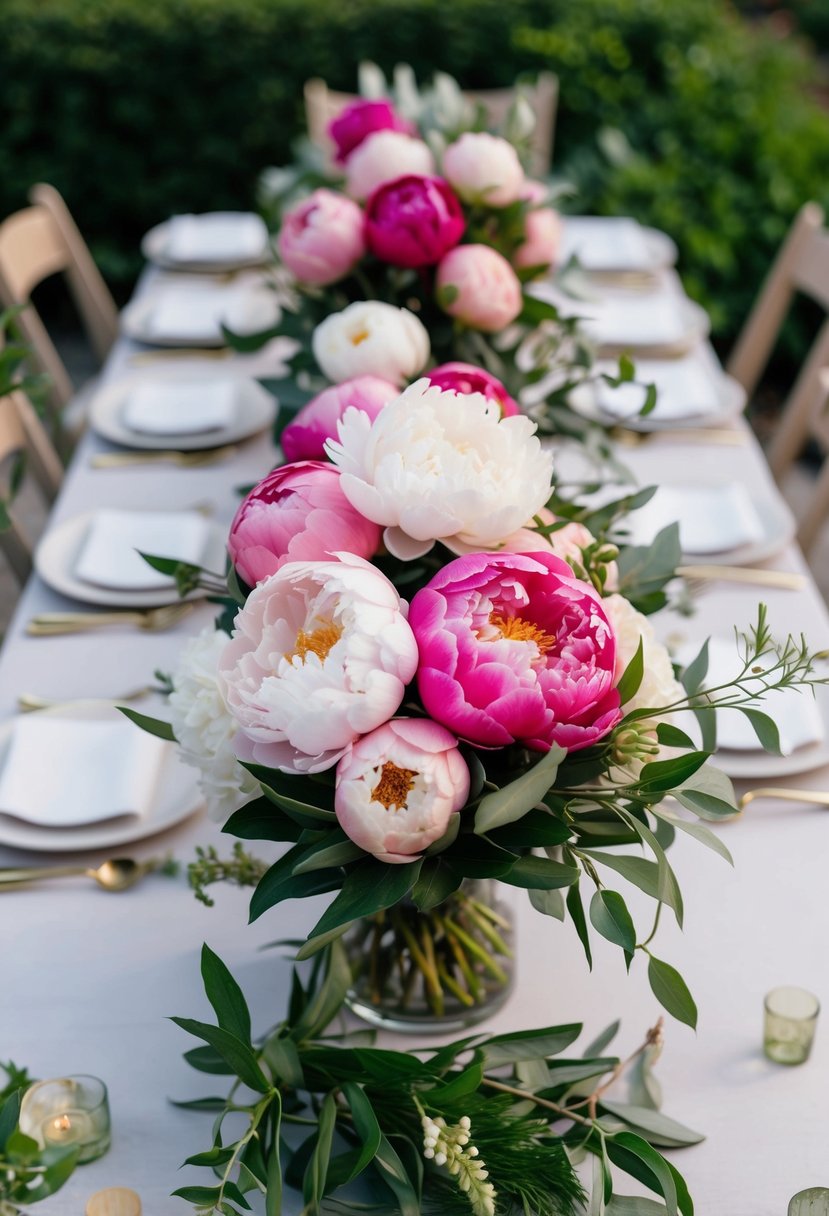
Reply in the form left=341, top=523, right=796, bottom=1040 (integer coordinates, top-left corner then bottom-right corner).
left=420, top=1110, right=496, bottom=1216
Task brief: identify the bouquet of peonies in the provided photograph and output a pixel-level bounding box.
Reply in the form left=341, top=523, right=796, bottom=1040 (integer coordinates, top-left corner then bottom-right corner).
left=136, top=357, right=823, bottom=1034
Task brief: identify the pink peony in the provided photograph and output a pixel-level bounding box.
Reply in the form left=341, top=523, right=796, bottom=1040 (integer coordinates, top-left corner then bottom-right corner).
left=365, top=175, right=465, bottom=269
left=409, top=551, right=621, bottom=753
left=277, top=189, right=365, bottom=286
left=281, top=376, right=397, bottom=462
left=514, top=206, right=562, bottom=274
left=335, top=718, right=470, bottom=864
left=329, top=98, right=413, bottom=164
left=345, top=130, right=435, bottom=202
left=427, top=362, right=519, bottom=418
left=227, top=461, right=381, bottom=587
left=436, top=244, right=523, bottom=333
left=442, top=132, right=525, bottom=207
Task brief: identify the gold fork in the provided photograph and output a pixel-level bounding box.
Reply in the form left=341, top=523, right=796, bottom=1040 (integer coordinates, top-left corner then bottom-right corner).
left=17, top=686, right=157, bottom=711
left=91, top=444, right=238, bottom=469
left=678, top=565, right=807, bottom=593
left=127, top=347, right=233, bottom=366
left=27, top=602, right=194, bottom=636
left=611, top=427, right=747, bottom=447
left=740, top=788, right=829, bottom=810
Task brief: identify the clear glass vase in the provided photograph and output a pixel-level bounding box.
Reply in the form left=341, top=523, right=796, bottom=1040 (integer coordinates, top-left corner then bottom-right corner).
left=344, top=879, right=515, bottom=1033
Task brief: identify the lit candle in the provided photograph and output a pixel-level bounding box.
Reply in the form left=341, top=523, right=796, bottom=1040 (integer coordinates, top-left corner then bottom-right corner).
left=43, top=1110, right=94, bottom=1146
left=19, top=1076, right=110, bottom=1163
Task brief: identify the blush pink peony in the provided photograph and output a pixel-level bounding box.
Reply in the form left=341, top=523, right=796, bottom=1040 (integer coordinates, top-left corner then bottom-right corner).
left=442, top=132, right=525, bottom=207
left=227, top=461, right=381, bottom=587
left=329, top=98, right=413, bottom=164
left=409, top=551, right=621, bottom=753
left=345, top=131, right=435, bottom=202
left=365, top=175, right=465, bottom=269
left=436, top=244, right=523, bottom=333
left=426, top=362, right=519, bottom=417
left=277, top=189, right=365, bottom=286
left=514, top=206, right=562, bottom=274
left=281, top=376, right=397, bottom=462
left=335, top=718, right=470, bottom=864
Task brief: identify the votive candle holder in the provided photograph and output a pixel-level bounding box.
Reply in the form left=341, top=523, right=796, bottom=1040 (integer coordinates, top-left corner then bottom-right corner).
left=763, top=986, right=820, bottom=1066
left=19, top=1075, right=110, bottom=1163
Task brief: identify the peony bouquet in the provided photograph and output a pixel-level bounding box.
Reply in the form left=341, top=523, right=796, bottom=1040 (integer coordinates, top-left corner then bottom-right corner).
left=135, top=365, right=824, bottom=1032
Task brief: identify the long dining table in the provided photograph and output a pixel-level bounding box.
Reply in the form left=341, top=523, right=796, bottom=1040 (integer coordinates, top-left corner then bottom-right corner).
left=3, top=246, right=829, bottom=1216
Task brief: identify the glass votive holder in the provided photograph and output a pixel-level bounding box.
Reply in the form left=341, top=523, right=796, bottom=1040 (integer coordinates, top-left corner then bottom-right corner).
left=19, top=1075, right=111, bottom=1163
left=789, top=1189, right=829, bottom=1215
left=764, top=986, right=820, bottom=1066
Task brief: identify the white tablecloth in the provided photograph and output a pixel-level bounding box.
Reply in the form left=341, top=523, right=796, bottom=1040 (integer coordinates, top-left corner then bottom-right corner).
left=3, top=270, right=829, bottom=1216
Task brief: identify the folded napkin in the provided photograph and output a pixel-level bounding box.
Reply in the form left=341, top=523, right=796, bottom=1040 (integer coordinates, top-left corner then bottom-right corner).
left=163, top=212, right=268, bottom=263
left=529, top=284, right=693, bottom=349
left=678, top=638, right=825, bottom=756
left=122, top=380, right=238, bottom=435
left=144, top=285, right=279, bottom=343
left=560, top=217, right=653, bottom=272
left=0, top=715, right=168, bottom=826
left=595, top=357, right=719, bottom=421
left=626, top=484, right=765, bottom=555
left=75, top=509, right=210, bottom=591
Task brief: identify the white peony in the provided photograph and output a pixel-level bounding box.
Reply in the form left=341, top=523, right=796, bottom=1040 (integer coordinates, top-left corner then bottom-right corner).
left=168, top=627, right=260, bottom=824
left=442, top=132, right=525, bottom=207
left=345, top=130, right=435, bottom=201
left=220, top=554, right=419, bottom=774
left=313, top=301, right=430, bottom=386
left=326, top=378, right=555, bottom=560
left=604, top=593, right=684, bottom=714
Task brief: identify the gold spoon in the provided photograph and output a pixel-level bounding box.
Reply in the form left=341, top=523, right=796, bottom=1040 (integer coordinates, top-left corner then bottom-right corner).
left=27, top=602, right=195, bottom=636
left=0, top=858, right=158, bottom=891
left=16, top=686, right=157, bottom=712
left=740, top=788, right=829, bottom=810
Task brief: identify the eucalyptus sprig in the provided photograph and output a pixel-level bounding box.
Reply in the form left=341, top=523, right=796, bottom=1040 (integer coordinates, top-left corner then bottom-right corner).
left=173, top=942, right=700, bottom=1216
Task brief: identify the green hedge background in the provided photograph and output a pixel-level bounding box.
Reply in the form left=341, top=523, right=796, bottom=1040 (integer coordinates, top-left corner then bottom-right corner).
left=1, top=0, right=828, bottom=354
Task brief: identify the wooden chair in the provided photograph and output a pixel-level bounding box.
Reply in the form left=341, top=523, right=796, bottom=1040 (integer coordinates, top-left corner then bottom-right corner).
left=0, top=184, right=118, bottom=425
left=0, top=393, right=43, bottom=584
left=304, top=72, right=559, bottom=177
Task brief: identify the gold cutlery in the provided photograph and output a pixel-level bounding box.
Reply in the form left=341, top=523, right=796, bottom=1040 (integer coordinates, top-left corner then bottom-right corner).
left=0, top=857, right=159, bottom=892
left=740, top=788, right=829, bottom=810
left=17, top=686, right=157, bottom=712
left=611, top=427, right=746, bottom=447
left=127, top=347, right=233, bottom=366
left=27, top=602, right=195, bottom=636
left=90, top=444, right=238, bottom=469
left=677, top=565, right=807, bottom=591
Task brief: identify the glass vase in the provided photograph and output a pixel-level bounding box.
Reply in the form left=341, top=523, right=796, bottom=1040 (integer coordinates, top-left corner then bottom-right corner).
left=343, top=879, right=515, bottom=1033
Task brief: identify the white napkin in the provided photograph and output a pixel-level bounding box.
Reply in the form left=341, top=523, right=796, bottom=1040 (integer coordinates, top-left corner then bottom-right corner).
left=560, top=217, right=653, bottom=272
left=529, top=283, right=694, bottom=348
left=595, top=358, right=719, bottom=421
left=626, top=484, right=765, bottom=555
left=122, top=380, right=238, bottom=435
left=75, top=510, right=210, bottom=591
left=145, top=286, right=279, bottom=342
left=163, top=212, right=268, bottom=263
left=678, top=638, right=825, bottom=755
left=0, top=715, right=168, bottom=826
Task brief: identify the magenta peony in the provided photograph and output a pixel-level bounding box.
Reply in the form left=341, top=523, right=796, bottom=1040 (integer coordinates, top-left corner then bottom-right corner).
left=335, top=718, right=470, bottom=864
left=329, top=98, right=413, bottom=164
left=436, top=244, right=523, bottom=333
left=281, top=376, right=397, bottom=462
left=277, top=189, right=365, bottom=286
left=227, top=461, right=381, bottom=587
left=409, top=551, right=621, bottom=753
left=426, top=362, right=519, bottom=417
left=365, top=175, right=465, bottom=269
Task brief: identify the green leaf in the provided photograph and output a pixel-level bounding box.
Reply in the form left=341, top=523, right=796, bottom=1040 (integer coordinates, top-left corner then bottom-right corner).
left=655, top=723, right=695, bottom=749
left=172, top=1187, right=223, bottom=1205
left=606, top=1131, right=693, bottom=1216
left=170, top=1095, right=228, bottom=1111
left=224, top=802, right=303, bottom=843
left=590, top=890, right=636, bottom=953
left=680, top=640, right=709, bottom=697
left=502, top=854, right=579, bottom=890
left=292, top=837, right=364, bottom=874
left=118, top=707, right=176, bottom=741
left=636, top=752, right=709, bottom=794
left=488, top=807, right=572, bottom=848
left=581, top=851, right=661, bottom=901
left=567, top=880, right=592, bottom=969
left=474, top=745, right=566, bottom=834
left=650, top=808, right=734, bottom=865
left=249, top=846, right=342, bottom=922
left=201, top=944, right=252, bottom=1044
left=263, top=1036, right=304, bottom=1088
left=183, top=1046, right=236, bottom=1075
left=582, top=1019, right=620, bottom=1058
left=291, top=938, right=352, bottom=1041
left=373, top=1133, right=421, bottom=1216
left=482, top=1024, right=581, bottom=1065
left=184, top=1145, right=236, bottom=1167
left=339, top=1082, right=382, bottom=1182
left=735, top=706, right=781, bottom=754
left=170, top=1018, right=271, bottom=1092
left=306, top=858, right=421, bottom=943
left=265, top=1093, right=283, bottom=1216
left=529, top=886, right=566, bottom=920
left=303, top=1091, right=336, bottom=1214
left=431, top=1061, right=484, bottom=1103
left=616, top=638, right=644, bottom=705
left=600, top=1100, right=704, bottom=1147
left=672, top=764, right=738, bottom=820
left=647, top=956, right=698, bottom=1029
left=0, top=1091, right=21, bottom=1150
left=606, top=1198, right=670, bottom=1215
left=411, top=858, right=463, bottom=911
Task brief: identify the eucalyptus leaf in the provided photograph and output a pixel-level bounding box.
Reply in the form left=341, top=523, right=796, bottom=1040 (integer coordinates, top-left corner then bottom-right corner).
left=170, top=1018, right=271, bottom=1093
left=529, top=886, right=566, bottom=920
left=482, top=1024, right=581, bottom=1065
left=474, top=745, right=566, bottom=834
left=263, top=1036, right=304, bottom=1088
left=118, top=707, right=176, bottom=742
left=582, top=1019, right=620, bottom=1058
left=339, top=1083, right=382, bottom=1182
left=303, top=1091, right=336, bottom=1214
left=647, top=956, right=698, bottom=1029
left=672, top=763, right=738, bottom=820
left=201, top=944, right=252, bottom=1045
left=616, top=638, right=644, bottom=706
left=502, top=854, right=579, bottom=890
left=735, top=706, right=782, bottom=754
left=373, top=1133, right=421, bottom=1216
left=680, top=639, right=709, bottom=697
left=306, top=859, right=422, bottom=943
left=590, top=890, right=636, bottom=953
left=567, top=880, right=593, bottom=969
left=650, top=808, right=734, bottom=865
left=600, top=1100, right=704, bottom=1146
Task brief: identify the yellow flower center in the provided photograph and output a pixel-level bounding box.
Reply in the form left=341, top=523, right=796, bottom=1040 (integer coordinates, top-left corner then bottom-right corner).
left=349, top=326, right=371, bottom=346
left=286, top=620, right=342, bottom=664
left=370, top=761, right=418, bottom=812
left=489, top=611, right=556, bottom=654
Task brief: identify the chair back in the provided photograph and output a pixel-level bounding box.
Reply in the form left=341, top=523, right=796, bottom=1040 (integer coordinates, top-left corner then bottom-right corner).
left=0, top=185, right=118, bottom=415
left=304, top=72, right=558, bottom=176
left=0, top=394, right=35, bottom=584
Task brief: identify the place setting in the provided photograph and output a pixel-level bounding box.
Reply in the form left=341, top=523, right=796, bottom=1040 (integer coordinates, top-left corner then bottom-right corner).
left=119, top=272, right=281, bottom=349
left=558, top=214, right=679, bottom=280
left=140, top=209, right=271, bottom=273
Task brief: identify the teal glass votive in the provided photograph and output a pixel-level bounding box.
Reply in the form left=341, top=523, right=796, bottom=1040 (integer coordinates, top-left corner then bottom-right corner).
left=19, top=1075, right=111, bottom=1163
left=764, top=986, right=820, bottom=1066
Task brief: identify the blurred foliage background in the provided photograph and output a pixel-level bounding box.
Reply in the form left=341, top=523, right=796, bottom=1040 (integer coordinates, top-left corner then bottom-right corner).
left=1, top=0, right=827, bottom=361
